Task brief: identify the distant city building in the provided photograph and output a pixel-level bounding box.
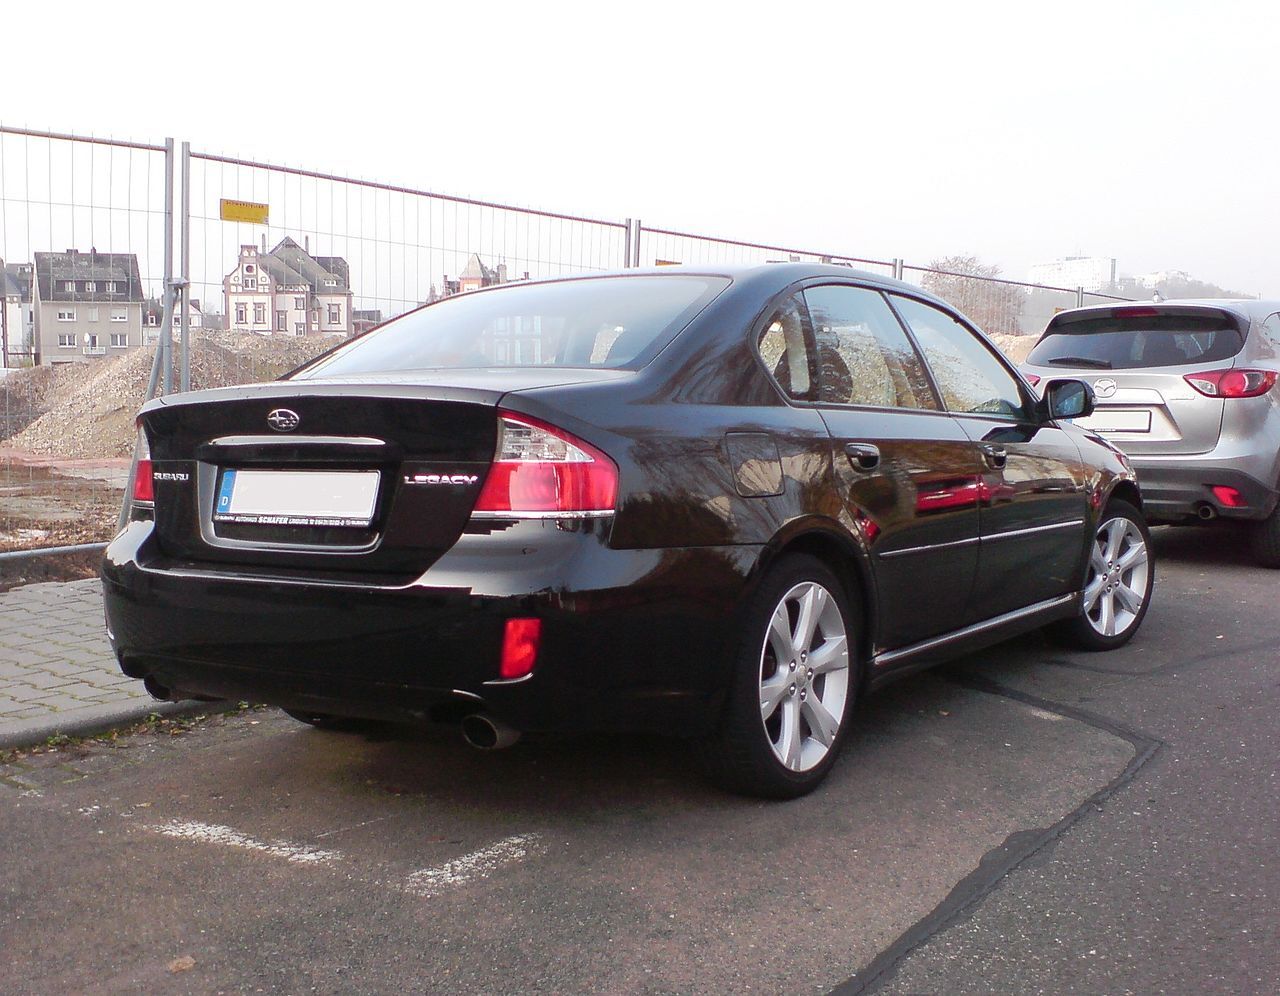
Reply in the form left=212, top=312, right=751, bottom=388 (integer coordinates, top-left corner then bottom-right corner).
left=142, top=297, right=204, bottom=344
left=223, top=237, right=353, bottom=336
left=1, top=260, right=34, bottom=368
left=1027, top=256, right=1117, bottom=292
left=352, top=309, right=383, bottom=335
left=1131, top=269, right=1192, bottom=290
left=31, top=249, right=145, bottom=366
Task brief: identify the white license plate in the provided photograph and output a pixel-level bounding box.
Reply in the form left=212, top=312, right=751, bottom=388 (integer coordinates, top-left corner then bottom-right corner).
left=214, top=469, right=380, bottom=527
left=1075, top=409, right=1152, bottom=433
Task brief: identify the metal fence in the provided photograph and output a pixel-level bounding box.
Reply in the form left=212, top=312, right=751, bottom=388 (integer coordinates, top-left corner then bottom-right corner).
left=1, top=123, right=1134, bottom=558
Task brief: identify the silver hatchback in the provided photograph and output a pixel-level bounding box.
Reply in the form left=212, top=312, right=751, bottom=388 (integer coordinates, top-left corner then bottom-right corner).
left=1022, top=300, right=1280, bottom=567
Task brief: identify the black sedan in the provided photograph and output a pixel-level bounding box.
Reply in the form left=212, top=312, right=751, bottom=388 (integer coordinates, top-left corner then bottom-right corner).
left=103, top=264, right=1152, bottom=798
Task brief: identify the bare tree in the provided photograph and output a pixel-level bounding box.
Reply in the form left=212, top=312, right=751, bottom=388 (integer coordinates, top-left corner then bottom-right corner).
left=921, top=255, right=1027, bottom=335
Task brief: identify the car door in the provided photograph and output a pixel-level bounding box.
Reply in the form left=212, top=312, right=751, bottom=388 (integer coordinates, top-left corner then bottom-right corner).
left=888, top=294, right=1090, bottom=619
left=797, top=283, right=983, bottom=651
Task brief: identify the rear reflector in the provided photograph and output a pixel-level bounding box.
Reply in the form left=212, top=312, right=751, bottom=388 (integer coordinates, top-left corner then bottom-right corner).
left=500, top=618, right=542, bottom=680
left=1184, top=369, right=1278, bottom=399
left=1211, top=485, right=1246, bottom=508
left=473, top=412, right=618, bottom=516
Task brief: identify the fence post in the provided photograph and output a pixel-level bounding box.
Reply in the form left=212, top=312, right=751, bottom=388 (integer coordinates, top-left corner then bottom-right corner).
left=1076, top=286, right=1085, bottom=308
left=144, top=138, right=176, bottom=401
left=892, top=258, right=904, bottom=280
left=623, top=219, right=632, bottom=267
left=633, top=220, right=642, bottom=269
left=179, top=141, right=192, bottom=392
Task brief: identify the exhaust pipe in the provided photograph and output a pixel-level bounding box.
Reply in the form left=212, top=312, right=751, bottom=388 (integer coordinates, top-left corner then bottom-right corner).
left=1197, top=503, right=1218, bottom=521
left=461, top=713, right=521, bottom=750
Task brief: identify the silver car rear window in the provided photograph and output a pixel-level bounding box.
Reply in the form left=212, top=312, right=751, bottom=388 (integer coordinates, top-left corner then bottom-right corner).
left=1028, top=314, right=1244, bottom=370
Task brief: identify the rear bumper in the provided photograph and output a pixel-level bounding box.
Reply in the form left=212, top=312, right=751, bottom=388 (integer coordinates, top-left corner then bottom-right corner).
left=1128, top=459, right=1279, bottom=521
left=102, top=520, right=759, bottom=736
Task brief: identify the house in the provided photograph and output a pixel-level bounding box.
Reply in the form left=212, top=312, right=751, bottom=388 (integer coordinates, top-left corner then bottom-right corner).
left=1, top=260, right=34, bottom=368
left=142, top=297, right=205, bottom=344
left=31, top=250, right=145, bottom=366
left=223, top=237, right=353, bottom=336
left=352, top=309, right=383, bottom=335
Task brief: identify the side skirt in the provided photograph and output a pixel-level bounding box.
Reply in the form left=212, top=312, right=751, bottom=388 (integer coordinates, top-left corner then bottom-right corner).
left=867, top=593, right=1079, bottom=692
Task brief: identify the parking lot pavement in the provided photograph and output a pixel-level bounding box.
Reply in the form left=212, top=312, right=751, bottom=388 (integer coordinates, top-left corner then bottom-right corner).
left=0, top=579, right=199, bottom=749
left=0, top=522, right=1275, bottom=994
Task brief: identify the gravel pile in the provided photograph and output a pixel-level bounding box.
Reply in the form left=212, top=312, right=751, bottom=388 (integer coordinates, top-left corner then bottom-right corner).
left=3, top=334, right=342, bottom=460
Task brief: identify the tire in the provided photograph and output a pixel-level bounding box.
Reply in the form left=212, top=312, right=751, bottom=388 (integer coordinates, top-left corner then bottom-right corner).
left=700, top=555, right=860, bottom=799
left=1052, top=499, right=1154, bottom=651
left=1248, top=504, right=1280, bottom=568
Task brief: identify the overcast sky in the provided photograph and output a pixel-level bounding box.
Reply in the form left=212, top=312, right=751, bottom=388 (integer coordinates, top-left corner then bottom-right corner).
left=3, top=0, right=1277, bottom=295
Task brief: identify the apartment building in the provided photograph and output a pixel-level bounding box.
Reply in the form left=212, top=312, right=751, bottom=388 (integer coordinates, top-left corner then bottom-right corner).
left=1, top=260, right=34, bottom=368
left=223, top=237, right=353, bottom=336
left=31, top=250, right=145, bottom=366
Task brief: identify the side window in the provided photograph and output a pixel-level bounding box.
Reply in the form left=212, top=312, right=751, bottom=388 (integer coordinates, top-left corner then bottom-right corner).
left=890, top=295, right=1029, bottom=419
left=756, top=293, right=815, bottom=401
left=803, top=285, right=939, bottom=410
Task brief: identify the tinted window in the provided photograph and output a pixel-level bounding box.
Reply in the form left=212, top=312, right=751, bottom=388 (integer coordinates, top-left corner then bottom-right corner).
left=297, top=275, right=728, bottom=377
left=891, top=295, right=1028, bottom=419
left=1027, top=312, right=1245, bottom=370
left=803, top=285, right=938, bottom=410
left=757, top=293, right=815, bottom=401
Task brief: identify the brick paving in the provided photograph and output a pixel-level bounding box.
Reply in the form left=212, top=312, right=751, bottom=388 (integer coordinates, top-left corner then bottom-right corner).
left=0, top=578, right=202, bottom=748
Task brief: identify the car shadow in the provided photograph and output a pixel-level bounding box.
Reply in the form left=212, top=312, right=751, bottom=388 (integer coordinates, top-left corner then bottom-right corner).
left=1149, top=521, right=1257, bottom=568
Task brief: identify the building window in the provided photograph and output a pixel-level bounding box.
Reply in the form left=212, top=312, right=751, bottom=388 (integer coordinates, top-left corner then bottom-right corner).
left=244, top=264, right=255, bottom=274
left=232, top=275, right=240, bottom=285
left=88, top=307, right=99, bottom=322
left=276, top=310, right=287, bottom=331
left=294, top=296, right=306, bottom=310
left=146, top=312, right=158, bottom=327
left=254, top=303, right=266, bottom=325
left=295, top=322, right=305, bottom=335
left=110, top=333, right=128, bottom=348
left=57, top=309, right=76, bottom=322
left=327, top=304, right=341, bottom=324
left=64, top=281, right=75, bottom=292
left=85, top=333, right=100, bottom=349
left=324, top=278, right=337, bottom=287
left=111, top=309, right=127, bottom=322
left=58, top=333, right=75, bottom=348
left=105, top=281, right=118, bottom=293
left=236, top=304, right=247, bottom=324
left=85, top=282, right=96, bottom=292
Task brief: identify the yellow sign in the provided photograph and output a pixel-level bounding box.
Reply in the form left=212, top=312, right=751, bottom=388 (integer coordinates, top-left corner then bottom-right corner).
left=219, top=198, right=270, bottom=225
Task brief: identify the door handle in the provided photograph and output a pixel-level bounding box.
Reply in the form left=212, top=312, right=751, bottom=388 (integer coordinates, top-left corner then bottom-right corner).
left=979, top=443, right=1007, bottom=469
left=844, top=442, right=881, bottom=472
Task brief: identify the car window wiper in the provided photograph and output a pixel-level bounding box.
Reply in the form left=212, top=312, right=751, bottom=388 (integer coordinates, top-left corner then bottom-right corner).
left=1044, top=356, right=1113, bottom=369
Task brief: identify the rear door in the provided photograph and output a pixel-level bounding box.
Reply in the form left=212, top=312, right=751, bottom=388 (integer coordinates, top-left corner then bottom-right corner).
left=889, top=294, right=1089, bottom=619
left=1026, top=306, right=1250, bottom=455
left=795, top=283, right=983, bottom=651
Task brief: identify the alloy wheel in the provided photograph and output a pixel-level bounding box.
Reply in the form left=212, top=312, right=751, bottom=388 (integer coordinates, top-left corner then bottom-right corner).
left=758, top=581, right=850, bottom=772
left=1083, top=516, right=1150, bottom=637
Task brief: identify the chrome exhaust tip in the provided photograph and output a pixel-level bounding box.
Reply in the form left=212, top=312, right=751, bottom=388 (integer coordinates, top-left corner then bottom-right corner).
left=461, top=713, right=521, bottom=750
left=1197, top=503, right=1218, bottom=521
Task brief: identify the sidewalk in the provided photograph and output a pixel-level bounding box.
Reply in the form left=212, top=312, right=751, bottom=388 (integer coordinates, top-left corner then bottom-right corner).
left=0, top=578, right=207, bottom=749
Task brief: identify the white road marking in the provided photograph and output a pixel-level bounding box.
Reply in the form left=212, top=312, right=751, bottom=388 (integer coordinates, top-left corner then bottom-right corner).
left=403, top=833, right=542, bottom=897
left=1025, top=706, right=1066, bottom=722
left=149, top=819, right=343, bottom=866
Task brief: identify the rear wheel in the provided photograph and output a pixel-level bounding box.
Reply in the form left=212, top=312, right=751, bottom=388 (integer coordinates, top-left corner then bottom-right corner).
left=1248, top=504, right=1280, bottom=568
left=700, top=555, right=859, bottom=799
left=1053, top=499, right=1153, bottom=650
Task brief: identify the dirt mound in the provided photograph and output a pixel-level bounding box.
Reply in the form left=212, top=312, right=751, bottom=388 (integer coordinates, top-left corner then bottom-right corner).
left=3, top=334, right=341, bottom=460
left=989, top=333, right=1035, bottom=365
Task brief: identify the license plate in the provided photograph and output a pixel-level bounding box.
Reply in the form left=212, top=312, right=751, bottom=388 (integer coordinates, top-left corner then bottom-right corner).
left=1075, top=409, right=1152, bottom=433
left=214, top=469, right=380, bottom=527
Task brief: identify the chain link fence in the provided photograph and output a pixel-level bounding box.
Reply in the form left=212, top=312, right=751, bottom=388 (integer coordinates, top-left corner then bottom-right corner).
left=2, top=123, right=1137, bottom=561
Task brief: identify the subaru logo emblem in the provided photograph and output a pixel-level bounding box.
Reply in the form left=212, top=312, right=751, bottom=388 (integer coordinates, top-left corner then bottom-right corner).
left=266, top=408, right=300, bottom=432
left=1093, top=378, right=1117, bottom=399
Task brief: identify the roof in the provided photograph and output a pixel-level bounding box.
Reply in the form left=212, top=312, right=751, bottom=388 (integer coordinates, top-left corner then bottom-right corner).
left=32, top=250, right=145, bottom=303
left=1, top=263, right=31, bottom=300
left=459, top=253, right=494, bottom=281
left=268, top=238, right=350, bottom=294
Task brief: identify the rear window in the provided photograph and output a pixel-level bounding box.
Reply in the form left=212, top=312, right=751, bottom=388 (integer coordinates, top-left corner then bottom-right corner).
left=1028, top=313, right=1245, bottom=370
left=296, top=275, right=728, bottom=377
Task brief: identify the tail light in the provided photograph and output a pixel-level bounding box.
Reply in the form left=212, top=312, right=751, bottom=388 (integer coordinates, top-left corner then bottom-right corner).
left=131, top=426, right=154, bottom=504
left=1211, top=485, right=1246, bottom=508
left=499, top=618, right=542, bottom=680
left=1184, top=369, right=1278, bottom=398
left=473, top=412, right=618, bottom=517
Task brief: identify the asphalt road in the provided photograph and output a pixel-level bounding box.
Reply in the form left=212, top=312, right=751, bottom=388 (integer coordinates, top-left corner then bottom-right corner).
left=0, top=522, right=1276, bottom=994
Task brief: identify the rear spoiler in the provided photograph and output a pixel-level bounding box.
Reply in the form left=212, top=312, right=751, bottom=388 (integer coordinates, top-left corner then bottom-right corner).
left=1046, top=304, right=1250, bottom=336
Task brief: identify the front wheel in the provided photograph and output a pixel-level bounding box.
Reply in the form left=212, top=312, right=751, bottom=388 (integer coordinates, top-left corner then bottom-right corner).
left=1053, top=499, right=1153, bottom=651
left=700, top=555, right=858, bottom=799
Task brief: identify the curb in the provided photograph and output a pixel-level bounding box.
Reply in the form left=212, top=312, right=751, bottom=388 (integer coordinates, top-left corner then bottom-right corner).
left=0, top=697, right=229, bottom=751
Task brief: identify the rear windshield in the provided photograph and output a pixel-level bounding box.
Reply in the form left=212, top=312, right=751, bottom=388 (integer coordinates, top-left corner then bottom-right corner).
left=296, top=275, right=728, bottom=377
left=1028, top=313, right=1245, bottom=370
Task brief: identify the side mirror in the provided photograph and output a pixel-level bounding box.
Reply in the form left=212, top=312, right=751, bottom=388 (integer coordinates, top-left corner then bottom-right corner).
left=1040, top=379, right=1095, bottom=421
